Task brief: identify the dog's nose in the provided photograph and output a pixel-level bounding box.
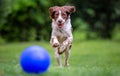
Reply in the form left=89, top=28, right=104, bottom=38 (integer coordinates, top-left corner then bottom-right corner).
left=58, top=20, right=62, bottom=23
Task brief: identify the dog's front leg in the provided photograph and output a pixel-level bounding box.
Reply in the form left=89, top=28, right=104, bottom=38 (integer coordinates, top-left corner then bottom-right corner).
left=50, top=36, right=62, bottom=67
left=50, top=36, right=60, bottom=47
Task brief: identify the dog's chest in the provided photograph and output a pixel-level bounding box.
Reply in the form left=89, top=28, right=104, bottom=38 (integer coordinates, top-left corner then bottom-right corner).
left=56, top=29, right=68, bottom=42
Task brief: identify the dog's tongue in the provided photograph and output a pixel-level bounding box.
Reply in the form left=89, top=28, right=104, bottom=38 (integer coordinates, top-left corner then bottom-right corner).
left=58, top=24, right=63, bottom=28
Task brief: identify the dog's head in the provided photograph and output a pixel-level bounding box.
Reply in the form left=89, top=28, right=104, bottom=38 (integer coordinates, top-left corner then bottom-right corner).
left=49, top=6, right=76, bottom=28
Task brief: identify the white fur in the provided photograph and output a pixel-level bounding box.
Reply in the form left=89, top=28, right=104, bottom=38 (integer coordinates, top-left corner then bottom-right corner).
left=56, top=10, right=65, bottom=25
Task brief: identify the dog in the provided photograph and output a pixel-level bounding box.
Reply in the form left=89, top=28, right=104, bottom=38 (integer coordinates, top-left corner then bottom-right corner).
left=49, top=6, right=76, bottom=67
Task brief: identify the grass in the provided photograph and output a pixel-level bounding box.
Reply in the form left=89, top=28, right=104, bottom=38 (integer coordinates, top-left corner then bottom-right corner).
left=0, top=40, right=120, bottom=76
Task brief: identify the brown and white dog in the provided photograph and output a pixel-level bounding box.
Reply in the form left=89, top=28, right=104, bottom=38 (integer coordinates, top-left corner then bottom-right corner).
left=49, top=6, right=76, bottom=67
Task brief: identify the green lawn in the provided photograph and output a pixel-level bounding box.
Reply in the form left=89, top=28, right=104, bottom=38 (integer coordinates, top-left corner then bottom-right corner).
left=0, top=40, right=120, bottom=76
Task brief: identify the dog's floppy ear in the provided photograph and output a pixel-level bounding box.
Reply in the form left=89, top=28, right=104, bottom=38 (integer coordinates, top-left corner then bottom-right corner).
left=49, top=6, right=58, bottom=19
left=63, top=6, right=76, bottom=14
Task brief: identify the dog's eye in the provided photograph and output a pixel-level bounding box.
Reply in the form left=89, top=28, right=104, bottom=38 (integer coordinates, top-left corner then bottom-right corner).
left=62, top=13, right=67, bottom=18
left=62, top=13, right=66, bottom=16
left=55, top=13, right=59, bottom=18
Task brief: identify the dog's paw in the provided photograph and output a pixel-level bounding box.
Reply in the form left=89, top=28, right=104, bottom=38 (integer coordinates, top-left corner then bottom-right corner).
left=64, top=63, right=69, bottom=67
left=63, top=41, right=68, bottom=45
left=52, top=42, right=60, bottom=47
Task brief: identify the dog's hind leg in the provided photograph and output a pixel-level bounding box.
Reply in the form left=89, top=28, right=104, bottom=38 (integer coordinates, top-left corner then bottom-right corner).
left=64, top=44, right=72, bottom=67
left=64, top=49, right=70, bottom=67
left=54, top=47, right=62, bottom=67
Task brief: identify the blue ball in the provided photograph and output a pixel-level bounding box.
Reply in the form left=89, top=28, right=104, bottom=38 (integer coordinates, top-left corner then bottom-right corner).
left=20, top=46, right=51, bottom=74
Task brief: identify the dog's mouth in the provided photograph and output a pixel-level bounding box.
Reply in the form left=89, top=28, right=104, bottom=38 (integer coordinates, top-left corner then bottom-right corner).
left=58, top=23, right=64, bottom=28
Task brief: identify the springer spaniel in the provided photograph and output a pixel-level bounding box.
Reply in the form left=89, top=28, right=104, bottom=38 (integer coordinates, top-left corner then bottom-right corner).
left=49, top=6, right=76, bottom=67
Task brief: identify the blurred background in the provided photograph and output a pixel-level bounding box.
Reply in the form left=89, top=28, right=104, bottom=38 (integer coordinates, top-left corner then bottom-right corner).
left=0, top=0, right=120, bottom=43
left=0, top=0, right=120, bottom=76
